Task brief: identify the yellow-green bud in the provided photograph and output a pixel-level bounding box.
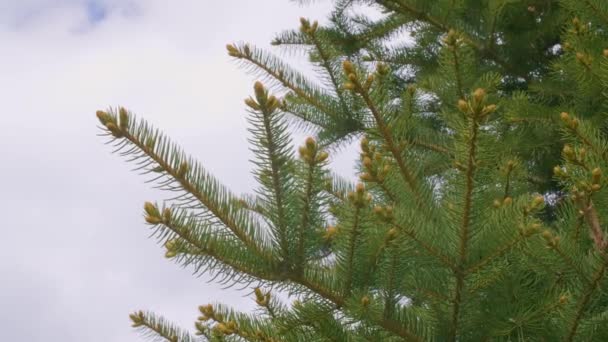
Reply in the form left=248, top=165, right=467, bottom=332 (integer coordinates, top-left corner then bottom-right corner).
left=355, top=183, right=365, bottom=193
left=503, top=197, right=513, bottom=206
left=473, top=88, right=486, bottom=104
left=119, top=107, right=129, bottom=130
left=254, top=81, right=266, bottom=102
left=361, top=137, right=369, bottom=152
left=305, top=136, right=316, bottom=150
left=592, top=167, right=602, bottom=184
left=563, top=145, right=574, bottom=159
left=164, top=250, right=177, bottom=258
left=343, top=81, right=356, bottom=90
left=342, top=60, right=355, bottom=74
left=144, top=202, right=159, bottom=217
left=604, top=49, right=608, bottom=58
left=96, top=110, right=112, bottom=125
left=532, top=195, right=545, bottom=208
left=245, top=97, right=260, bottom=110
left=360, top=173, right=373, bottom=181
left=105, top=122, right=123, bottom=138
left=361, top=296, right=370, bottom=307
left=457, top=99, right=469, bottom=113
left=316, top=151, right=329, bottom=163
left=226, top=44, right=240, bottom=57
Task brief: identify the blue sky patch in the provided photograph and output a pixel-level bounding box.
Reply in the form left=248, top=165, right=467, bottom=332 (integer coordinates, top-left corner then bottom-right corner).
left=85, top=1, right=107, bottom=23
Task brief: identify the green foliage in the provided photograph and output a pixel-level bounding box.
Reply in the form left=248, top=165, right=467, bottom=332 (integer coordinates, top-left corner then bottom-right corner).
left=97, top=0, right=608, bottom=341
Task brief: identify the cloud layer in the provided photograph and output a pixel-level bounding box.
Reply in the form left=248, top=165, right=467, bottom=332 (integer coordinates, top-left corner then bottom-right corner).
left=0, top=1, right=358, bottom=341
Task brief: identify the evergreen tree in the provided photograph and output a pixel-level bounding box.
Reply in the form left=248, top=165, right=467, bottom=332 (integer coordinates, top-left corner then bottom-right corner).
left=96, top=0, right=608, bottom=340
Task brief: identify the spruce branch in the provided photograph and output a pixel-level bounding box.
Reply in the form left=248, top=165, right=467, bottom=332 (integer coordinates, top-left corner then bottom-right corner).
left=96, top=109, right=274, bottom=263
left=342, top=60, right=420, bottom=196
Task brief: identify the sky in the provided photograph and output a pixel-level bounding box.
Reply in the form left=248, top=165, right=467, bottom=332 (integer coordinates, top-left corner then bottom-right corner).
left=0, top=1, right=359, bottom=341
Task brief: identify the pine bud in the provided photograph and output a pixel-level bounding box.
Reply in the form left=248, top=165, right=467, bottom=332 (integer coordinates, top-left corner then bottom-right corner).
left=324, top=225, right=337, bottom=240
left=299, top=17, right=310, bottom=32
left=96, top=110, right=112, bottom=125
left=560, top=111, right=570, bottom=122
left=245, top=97, right=260, bottom=110
left=129, top=311, right=145, bottom=327
left=144, top=202, right=160, bottom=218
left=342, top=60, right=355, bottom=74
left=569, top=118, right=579, bottom=129
left=503, top=197, right=513, bottom=206
left=457, top=99, right=469, bottom=113
left=360, top=173, right=373, bottom=181
left=481, top=104, right=497, bottom=116
left=604, top=49, right=608, bottom=58
left=119, top=107, right=129, bottom=130
left=348, top=73, right=358, bottom=82
left=105, top=122, right=123, bottom=138
left=532, top=195, right=545, bottom=208
left=163, top=208, right=172, bottom=222
left=267, top=96, right=279, bottom=111
left=562, top=145, right=575, bottom=159
left=364, top=74, right=375, bottom=89
left=145, top=216, right=162, bottom=224
left=362, top=156, right=372, bottom=168
left=298, top=145, right=308, bottom=158
left=356, top=183, right=365, bottom=193
left=316, top=151, right=329, bottom=163
left=376, top=63, right=390, bottom=75
left=386, top=227, right=398, bottom=240
left=554, top=166, right=565, bottom=177
left=542, top=230, right=552, bottom=240
left=361, top=296, right=370, bottom=307
left=310, top=21, right=318, bottom=34
left=305, top=137, right=316, bottom=150
left=591, top=183, right=601, bottom=191
left=226, top=44, right=240, bottom=57
left=473, top=88, right=486, bottom=104
left=559, top=294, right=569, bottom=305
left=254, top=81, right=266, bottom=103
left=343, top=81, right=356, bottom=90
left=164, top=250, right=177, bottom=258
left=361, top=137, right=369, bottom=152
left=493, top=199, right=501, bottom=208
left=592, top=167, right=602, bottom=183
left=165, top=239, right=177, bottom=251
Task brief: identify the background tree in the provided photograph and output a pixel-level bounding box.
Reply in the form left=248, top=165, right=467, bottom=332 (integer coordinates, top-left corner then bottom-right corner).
left=97, top=0, right=608, bottom=340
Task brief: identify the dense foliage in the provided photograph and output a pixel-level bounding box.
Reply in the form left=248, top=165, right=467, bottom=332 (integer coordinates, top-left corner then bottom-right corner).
left=97, top=0, right=608, bottom=340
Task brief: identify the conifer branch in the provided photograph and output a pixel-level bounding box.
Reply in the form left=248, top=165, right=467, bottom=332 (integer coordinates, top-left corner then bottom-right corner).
left=154, top=210, right=281, bottom=282
left=303, top=19, right=348, bottom=111
left=253, top=82, right=291, bottom=260
left=566, top=255, right=608, bottom=341
left=582, top=0, right=608, bottom=25
left=394, top=222, right=455, bottom=270
left=342, top=61, right=420, bottom=195
left=344, top=205, right=361, bottom=297
left=129, top=311, right=197, bottom=342
left=466, top=235, right=526, bottom=275
left=96, top=110, right=274, bottom=263
left=227, top=44, right=339, bottom=119
left=450, top=89, right=487, bottom=341
left=380, top=0, right=527, bottom=80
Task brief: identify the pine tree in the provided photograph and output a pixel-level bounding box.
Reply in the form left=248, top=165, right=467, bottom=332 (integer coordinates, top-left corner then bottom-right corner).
left=96, top=1, right=608, bottom=340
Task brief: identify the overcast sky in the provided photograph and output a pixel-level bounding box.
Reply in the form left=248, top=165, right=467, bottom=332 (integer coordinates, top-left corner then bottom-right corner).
left=0, top=1, right=359, bottom=341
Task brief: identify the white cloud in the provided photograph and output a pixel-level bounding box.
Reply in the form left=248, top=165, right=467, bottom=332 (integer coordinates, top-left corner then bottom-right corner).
left=0, top=1, right=359, bottom=341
